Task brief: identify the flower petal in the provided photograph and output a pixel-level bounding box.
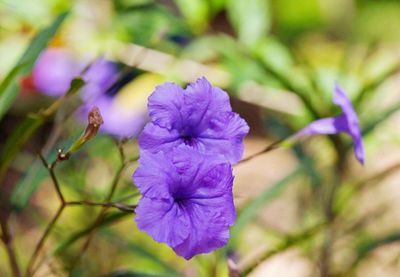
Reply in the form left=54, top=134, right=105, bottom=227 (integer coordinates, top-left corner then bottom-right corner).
left=172, top=202, right=233, bottom=259
left=78, top=96, right=146, bottom=139
left=138, top=122, right=181, bottom=152
left=148, top=82, right=185, bottom=130
left=333, top=84, right=361, bottom=138
left=32, top=49, right=81, bottom=97
left=197, top=112, right=249, bottom=164
left=135, top=197, right=190, bottom=247
left=296, top=117, right=338, bottom=137
left=182, top=77, right=232, bottom=134
left=133, top=151, right=178, bottom=199
left=81, top=59, right=119, bottom=101
left=334, top=85, right=365, bottom=164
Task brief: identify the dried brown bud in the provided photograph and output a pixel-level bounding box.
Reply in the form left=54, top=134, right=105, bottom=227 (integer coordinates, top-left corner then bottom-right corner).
left=68, top=106, right=104, bottom=154
left=82, top=106, right=104, bottom=142
left=88, top=106, right=104, bottom=127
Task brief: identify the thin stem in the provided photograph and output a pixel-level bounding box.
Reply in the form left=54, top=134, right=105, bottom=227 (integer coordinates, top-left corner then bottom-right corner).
left=0, top=217, right=21, bottom=277
left=235, top=138, right=285, bottom=166
left=27, top=153, right=68, bottom=277
left=319, top=136, right=347, bottom=277
left=66, top=201, right=136, bottom=213
left=69, top=142, right=132, bottom=269
left=240, top=223, right=324, bottom=275
left=26, top=205, right=65, bottom=277
left=38, top=155, right=65, bottom=204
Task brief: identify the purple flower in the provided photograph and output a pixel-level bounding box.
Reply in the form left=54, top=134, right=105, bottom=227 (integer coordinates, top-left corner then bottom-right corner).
left=32, top=48, right=81, bottom=96
left=139, top=77, right=249, bottom=164
left=81, top=59, right=119, bottom=101
left=78, top=60, right=152, bottom=139
left=296, top=85, right=365, bottom=164
left=133, top=146, right=235, bottom=259
left=81, top=96, right=147, bottom=139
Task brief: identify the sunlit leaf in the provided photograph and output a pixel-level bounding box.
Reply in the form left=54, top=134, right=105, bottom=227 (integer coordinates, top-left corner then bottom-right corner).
left=53, top=211, right=130, bottom=256
left=101, top=230, right=181, bottom=276
left=173, top=0, right=210, bottom=33
left=227, top=0, right=271, bottom=48
left=0, top=11, right=69, bottom=120
left=0, top=78, right=84, bottom=182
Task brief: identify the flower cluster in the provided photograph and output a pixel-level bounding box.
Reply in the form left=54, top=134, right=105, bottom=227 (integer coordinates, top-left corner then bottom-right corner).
left=133, top=77, right=249, bottom=259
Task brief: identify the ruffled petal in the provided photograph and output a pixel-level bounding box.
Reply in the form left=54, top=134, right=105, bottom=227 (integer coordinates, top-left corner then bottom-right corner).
left=148, top=82, right=185, bottom=130
left=168, top=146, right=229, bottom=198
left=193, top=163, right=234, bottom=199
left=182, top=77, right=232, bottom=134
left=135, top=197, right=190, bottom=247
left=138, top=122, right=181, bottom=153
left=132, top=151, right=177, bottom=199
left=197, top=112, right=249, bottom=164
left=172, top=201, right=233, bottom=259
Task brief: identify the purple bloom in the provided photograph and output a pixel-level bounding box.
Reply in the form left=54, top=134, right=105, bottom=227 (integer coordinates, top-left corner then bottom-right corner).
left=81, top=59, right=119, bottom=101
left=139, top=77, right=249, bottom=164
left=296, top=85, right=365, bottom=164
left=133, top=146, right=235, bottom=259
left=32, top=48, right=81, bottom=96
left=81, top=96, right=147, bottom=139
left=78, top=60, right=150, bottom=138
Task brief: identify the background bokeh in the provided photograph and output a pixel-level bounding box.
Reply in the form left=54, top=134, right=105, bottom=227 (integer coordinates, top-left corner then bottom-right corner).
left=1, top=0, right=400, bottom=276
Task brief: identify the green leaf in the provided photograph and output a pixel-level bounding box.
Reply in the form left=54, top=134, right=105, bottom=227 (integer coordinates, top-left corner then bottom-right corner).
left=11, top=152, right=55, bottom=211
left=354, top=231, right=400, bottom=265
left=0, top=77, right=84, bottom=182
left=101, top=230, right=181, bottom=276
left=0, top=115, right=44, bottom=179
left=229, top=167, right=303, bottom=247
left=0, top=11, right=69, bottom=120
left=361, top=101, right=400, bottom=137
left=173, top=0, right=210, bottom=33
left=227, top=0, right=271, bottom=48
left=53, top=211, right=130, bottom=256
left=254, top=37, right=294, bottom=74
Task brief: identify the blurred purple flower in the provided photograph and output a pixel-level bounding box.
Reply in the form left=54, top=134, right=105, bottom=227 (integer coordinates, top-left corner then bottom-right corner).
left=133, top=146, right=235, bottom=259
left=81, top=59, right=119, bottom=101
left=296, top=85, right=365, bottom=164
left=81, top=95, right=147, bottom=139
left=32, top=48, right=148, bottom=138
left=32, top=48, right=81, bottom=96
left=139, top=77, right=249, bottom=164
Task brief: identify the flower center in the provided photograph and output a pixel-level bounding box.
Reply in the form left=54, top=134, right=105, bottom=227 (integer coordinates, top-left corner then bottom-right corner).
left=181, top=135, right=195, bottom=146
left=173, top=195, right=188, bottom=207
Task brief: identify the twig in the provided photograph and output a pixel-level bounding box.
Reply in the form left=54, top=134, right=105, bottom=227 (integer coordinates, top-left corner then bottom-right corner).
left=26, top=205, right=65, bottom=276
left=0, top=216, right=21, bottom=277
left=27, top=150, right=70, bottom=276
left=68, top=141, right=131, bottom=269
left=319, top=136, right=347, bottom=277
left=66, top=200, right=136, bottom=213
left=38, top=154, right=65, bottom=204
left=239, top=223, right=324, bottom=275
left=235, top=138, right=284, bottom=166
